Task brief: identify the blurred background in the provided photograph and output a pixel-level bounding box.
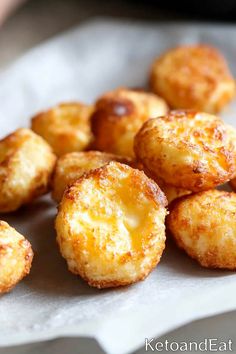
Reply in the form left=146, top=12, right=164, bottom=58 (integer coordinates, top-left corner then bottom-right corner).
left=1, top=0, right=236, bottom=70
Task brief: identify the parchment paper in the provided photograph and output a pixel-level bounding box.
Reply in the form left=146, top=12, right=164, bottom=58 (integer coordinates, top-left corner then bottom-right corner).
left=1, top=19, right=236, bottom=354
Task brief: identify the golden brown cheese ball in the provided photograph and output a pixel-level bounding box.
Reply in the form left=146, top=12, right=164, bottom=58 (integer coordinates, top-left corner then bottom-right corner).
left=91, top=88, right=168, bottom=157
left=134, top=110, right=236, bottom=192
left=167, top=190, right=236, bottom=269
left=0, top=221, right=33, bottom=294
left=0, top=128, right=56, bottom=212
left=150, top=45, right=235, bottom=113
left=51, top=151, right=133, bottom=203
left=31, top=102, right=94, bottom=156
left=55, top=162, right=167, bottom=288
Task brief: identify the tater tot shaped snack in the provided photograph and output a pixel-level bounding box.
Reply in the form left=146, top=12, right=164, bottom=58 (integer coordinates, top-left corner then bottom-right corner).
left=0, top=221, right=33, bottom=294
left=55, top=162, right=167, bottom=288
left=0, top=128, right=56, bottom=212
left=31, top=102, right=94, bottom=156
left=51, top=151, right=133, bottom=203
left=91, top=88, right=168, bottom=157
left=167, top=190, right=236, bottom=270
left=150, top=45, right=235, bottom=113
left=134, top=110, right=236, bottom=192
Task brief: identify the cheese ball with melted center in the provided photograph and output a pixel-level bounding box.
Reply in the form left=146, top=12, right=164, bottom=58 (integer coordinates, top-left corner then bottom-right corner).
left=0, top=128, right=56, bottom=212
left=51, top=151, right=133, bottom=203
left=150, top=45, right=235, bottom=113
left=91, top=88, right=168, bottom=157
left=134, top=110, right=236, bottom=192
left=31, top=102, right=94, bottom=156
left=0, top=221, right=33, bottom=294
left=167, top=190, right=236, bottom=269
left=55, top=162, right=167, bottom=288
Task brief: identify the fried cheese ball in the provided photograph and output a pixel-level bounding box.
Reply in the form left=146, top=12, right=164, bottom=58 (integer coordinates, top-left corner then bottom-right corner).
left=0, top=221, right=33, bottom=294
left=56, top=162, right=167, bottom=288
left=31, top=102, right=94, bottom=156
left=0, top=128, right=56, bottom=212
left=91, top=88, right=168, bottom=157
left=51, top=151, right=133, bottom=203
left=150, top=45, right=235, bottom=113
left=134, top=110, right=236, bottom=192
left=167, top=190, right=236, bottom=269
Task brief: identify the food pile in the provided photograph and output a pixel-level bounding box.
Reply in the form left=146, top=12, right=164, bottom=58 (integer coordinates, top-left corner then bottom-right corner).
left=1, top=44, right=236, bottom=293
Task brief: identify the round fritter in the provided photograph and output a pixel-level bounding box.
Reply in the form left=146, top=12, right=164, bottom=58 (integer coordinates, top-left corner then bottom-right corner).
left=134, top=110, right=236, bottom=192
left=91, top=88, right=168, bottom=157
left=150, top=45, right=235, bottom=113
left=55, top=162, right=167, bottom=288
left=31, top=102, right=94, bottom=156
left=0, top=128, right=56, bottom=212
left=0, top=221, right=33, bottom=294
left=167, top=190, right=236, bottom=269
left=51, top=151, right=133, bottom=203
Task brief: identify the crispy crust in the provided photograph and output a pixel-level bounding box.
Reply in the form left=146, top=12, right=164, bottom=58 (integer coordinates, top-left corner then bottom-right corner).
left=150, top=44, right=235, bottom=113
left=55, top=162, right=167, bottom=288
left=0, top=221, right=33, bottom=294
left=0, top=128, right=56, bottom=212
left=91, top=88, right=168, bottom=158
left=31, top=102, right=94, bottom=156
left=134, top=110, right=236, bottom=192
left=167, top=190, right=236, bottom=269
left=51, top=151, right=134, bottom=203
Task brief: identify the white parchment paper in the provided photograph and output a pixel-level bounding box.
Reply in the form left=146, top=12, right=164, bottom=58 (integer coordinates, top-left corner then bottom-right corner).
left=0, top=19, right=236, bottom=354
